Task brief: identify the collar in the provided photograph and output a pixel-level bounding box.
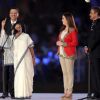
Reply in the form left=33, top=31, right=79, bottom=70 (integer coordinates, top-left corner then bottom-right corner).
left=11, top=20, right=17, bottom=24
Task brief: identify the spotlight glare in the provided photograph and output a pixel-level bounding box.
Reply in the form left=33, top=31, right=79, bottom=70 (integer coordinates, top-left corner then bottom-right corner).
left=85, top=0, right=90, bottom=3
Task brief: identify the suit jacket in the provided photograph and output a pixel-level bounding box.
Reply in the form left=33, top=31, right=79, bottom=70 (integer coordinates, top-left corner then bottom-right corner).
left=88, top=18, right=100, bottom=58
left=4, top=18, right=26, bottom=35
left=58, top=28, right=78, bottom=58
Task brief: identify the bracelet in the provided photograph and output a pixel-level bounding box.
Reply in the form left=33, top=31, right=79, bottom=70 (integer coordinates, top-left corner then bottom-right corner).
left=33, top=56, right=35, bottom=59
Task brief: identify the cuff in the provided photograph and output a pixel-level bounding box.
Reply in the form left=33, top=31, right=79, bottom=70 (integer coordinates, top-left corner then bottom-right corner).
left=62, top=42, right=67, bottom=47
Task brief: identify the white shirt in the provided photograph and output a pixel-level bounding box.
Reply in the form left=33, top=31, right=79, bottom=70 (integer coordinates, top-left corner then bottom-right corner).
left=59, top=30, right=68, bottom=57
left=0, top=20, right=17, bottom=65
left=11, top=20, right=17, bottom=24
left=0, top=29, right=14, bottom=65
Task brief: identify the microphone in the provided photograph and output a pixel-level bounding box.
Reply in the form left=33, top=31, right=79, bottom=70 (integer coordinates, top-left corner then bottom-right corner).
left=23, top=24, right=26, bottom=33
left=13, top=29, right=19, bottom=35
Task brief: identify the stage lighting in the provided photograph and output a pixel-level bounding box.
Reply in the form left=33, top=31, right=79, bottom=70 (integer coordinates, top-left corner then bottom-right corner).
left=85, top=0, right=90, bottom=3
left=35, top=57, right=41, bottom=64
left=42, top=57, right=50, bottom=65
left=48, top=51, right=53, bottom=57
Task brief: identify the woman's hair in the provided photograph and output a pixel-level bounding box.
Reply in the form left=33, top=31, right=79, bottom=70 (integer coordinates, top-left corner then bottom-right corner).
left=60, top=12, right=77, bottom=32
left=13, top=22, right=23, bottom=35
left=13, top=22, right=23, bottom=30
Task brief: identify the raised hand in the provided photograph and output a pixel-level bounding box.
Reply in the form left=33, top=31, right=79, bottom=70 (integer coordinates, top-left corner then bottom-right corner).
left=1, top=18, right=6, bottom=29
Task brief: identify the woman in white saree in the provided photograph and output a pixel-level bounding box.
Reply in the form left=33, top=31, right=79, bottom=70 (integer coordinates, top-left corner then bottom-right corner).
left=13, top=23, right=35, bottom=99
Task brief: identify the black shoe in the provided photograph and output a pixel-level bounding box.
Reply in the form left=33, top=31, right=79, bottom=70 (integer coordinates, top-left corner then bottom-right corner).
left=91, top=96, right=97, bottom=99
left=11, top=97, right=16, bottom=99
left=10, top=94, right=15, bottom=99
left=13, top=96, right=31, bottom=99
left=0, top=94, right=9, bottom=98
left=91, top=93, right=100, bottom=99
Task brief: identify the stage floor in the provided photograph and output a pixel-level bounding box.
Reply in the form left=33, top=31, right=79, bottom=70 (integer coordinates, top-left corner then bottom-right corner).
left=0, top=93, right=87, bottom=100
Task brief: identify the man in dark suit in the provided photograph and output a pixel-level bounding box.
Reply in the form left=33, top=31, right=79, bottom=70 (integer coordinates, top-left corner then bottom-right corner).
left=0, top=7, right=25, bottom=98
left=85, top=6, right=100, bottom=98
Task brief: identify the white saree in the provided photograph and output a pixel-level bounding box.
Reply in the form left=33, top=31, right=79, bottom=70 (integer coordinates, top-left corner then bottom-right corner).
left=13, top=33, right=34, bottom=98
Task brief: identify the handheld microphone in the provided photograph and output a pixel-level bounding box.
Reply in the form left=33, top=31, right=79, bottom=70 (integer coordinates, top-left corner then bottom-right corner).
left=13, top=29, right=19, bottom=35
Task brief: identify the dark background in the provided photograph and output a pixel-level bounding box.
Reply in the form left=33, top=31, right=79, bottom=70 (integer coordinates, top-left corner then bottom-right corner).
left=0, top=0, right=100, bottom=93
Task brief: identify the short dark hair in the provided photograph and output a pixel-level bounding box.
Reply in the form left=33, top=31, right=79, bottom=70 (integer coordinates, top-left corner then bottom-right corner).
left=14, top=22, right=23, bottom=29
left=91, top=6, right=100, bottom=16
left=9, top=7, right=19, bottom=13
